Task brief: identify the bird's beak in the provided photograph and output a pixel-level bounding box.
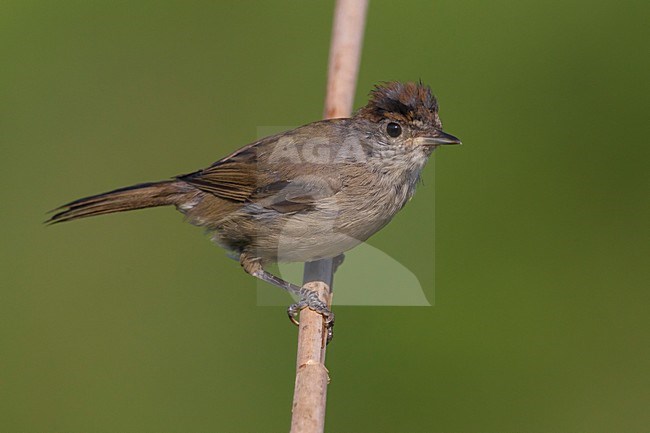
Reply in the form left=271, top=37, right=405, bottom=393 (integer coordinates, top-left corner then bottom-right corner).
left=415, top=130, right=462, bottom=147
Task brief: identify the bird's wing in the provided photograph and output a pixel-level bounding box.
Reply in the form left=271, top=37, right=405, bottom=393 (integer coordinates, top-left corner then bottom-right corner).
left=177, top=129, right=345, bottom=213
left=249, top=176, right=342, bottom=213
left=178, top=159, right=257, bottom=202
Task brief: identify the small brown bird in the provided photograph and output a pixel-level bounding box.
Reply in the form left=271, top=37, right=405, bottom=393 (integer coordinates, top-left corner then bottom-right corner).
left=48, top=81, right=460, bottom=333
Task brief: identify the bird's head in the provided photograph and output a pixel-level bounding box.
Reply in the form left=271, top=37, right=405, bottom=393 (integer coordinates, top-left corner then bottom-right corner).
left=355, top=81, right=461, bottom=156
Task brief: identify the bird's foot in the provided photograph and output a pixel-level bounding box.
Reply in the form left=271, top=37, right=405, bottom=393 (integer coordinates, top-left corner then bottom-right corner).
left=287, top=289, right=335, bottom=343
left=240, top=253, right=335, bottom=342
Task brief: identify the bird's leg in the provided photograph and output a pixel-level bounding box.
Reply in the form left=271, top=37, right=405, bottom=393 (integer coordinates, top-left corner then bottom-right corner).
left=240, top=253, right=334, bottom=335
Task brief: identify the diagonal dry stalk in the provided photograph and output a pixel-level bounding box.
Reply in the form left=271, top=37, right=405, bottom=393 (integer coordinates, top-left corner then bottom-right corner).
left=289, top=1, right=368, bottom=432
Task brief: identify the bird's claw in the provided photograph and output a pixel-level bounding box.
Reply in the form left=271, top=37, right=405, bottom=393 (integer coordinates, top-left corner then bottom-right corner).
left=287, top=291, right=335, bottom=343
left=287, top=300, right=307, bottom=326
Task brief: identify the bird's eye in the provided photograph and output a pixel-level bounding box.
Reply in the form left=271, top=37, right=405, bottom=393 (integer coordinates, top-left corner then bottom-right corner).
left=386, top=122, right=402, bottom=138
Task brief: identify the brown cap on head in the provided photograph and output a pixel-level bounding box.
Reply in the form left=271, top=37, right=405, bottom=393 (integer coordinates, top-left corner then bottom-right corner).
left=356, top=81, right=442, bottom=129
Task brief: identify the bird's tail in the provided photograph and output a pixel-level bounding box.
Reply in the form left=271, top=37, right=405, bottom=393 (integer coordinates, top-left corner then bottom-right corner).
left=47, top=180, right=185, bottom=224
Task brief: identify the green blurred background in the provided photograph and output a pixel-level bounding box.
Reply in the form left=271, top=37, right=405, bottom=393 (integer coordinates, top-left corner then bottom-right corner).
left=2, top=1, right=648, bottom=432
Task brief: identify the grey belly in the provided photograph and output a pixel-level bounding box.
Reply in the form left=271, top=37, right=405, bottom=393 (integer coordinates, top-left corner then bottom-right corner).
left=235, top=192, right=404, bottom=262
